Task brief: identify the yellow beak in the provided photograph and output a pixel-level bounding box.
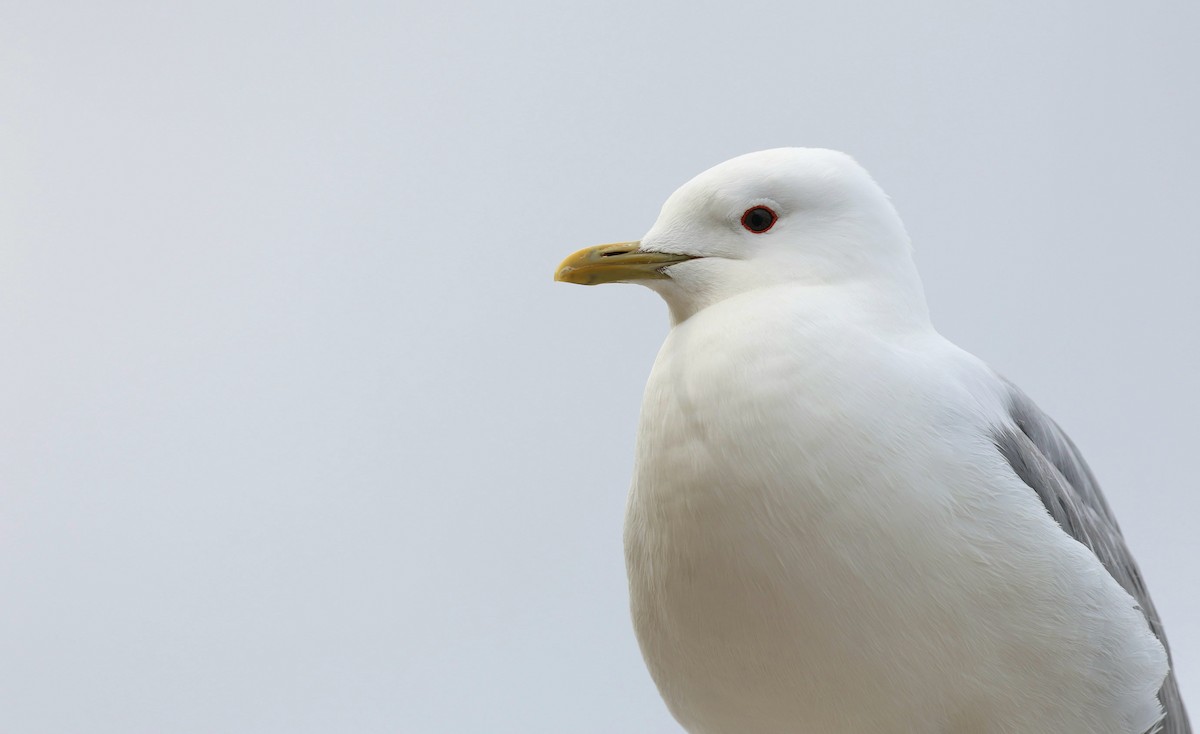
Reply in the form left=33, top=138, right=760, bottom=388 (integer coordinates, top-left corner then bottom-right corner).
left=554, top=241, right=697, bottom=286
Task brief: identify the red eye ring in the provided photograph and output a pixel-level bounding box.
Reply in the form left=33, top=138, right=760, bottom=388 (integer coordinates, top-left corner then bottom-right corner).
left=741, top=206, right=777, bottom=233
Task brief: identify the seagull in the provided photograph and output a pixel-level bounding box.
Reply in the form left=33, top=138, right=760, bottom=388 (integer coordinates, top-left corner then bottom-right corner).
left=554, top=148, right=1189, bottom=734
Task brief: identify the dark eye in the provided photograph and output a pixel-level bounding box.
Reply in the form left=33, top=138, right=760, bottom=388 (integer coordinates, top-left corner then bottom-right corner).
left=740, top=206, right=777, bottom=233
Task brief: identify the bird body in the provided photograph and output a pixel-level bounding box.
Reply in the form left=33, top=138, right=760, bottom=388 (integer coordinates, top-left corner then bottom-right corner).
left=555, top=148, right=1189, bottom=733
left=626, top=286, right=1163, bottom=733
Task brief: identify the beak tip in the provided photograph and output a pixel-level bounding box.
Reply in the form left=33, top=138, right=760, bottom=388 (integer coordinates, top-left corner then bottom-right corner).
left=554, top=266, right=591, bottom=285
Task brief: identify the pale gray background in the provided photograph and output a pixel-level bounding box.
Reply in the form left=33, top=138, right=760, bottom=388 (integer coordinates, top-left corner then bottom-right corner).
left=1, top=1, right=1196, bottom=732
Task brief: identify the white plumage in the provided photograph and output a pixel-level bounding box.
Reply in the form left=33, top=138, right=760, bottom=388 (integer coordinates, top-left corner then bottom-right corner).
left=556, top=148, right=1187, bottom=733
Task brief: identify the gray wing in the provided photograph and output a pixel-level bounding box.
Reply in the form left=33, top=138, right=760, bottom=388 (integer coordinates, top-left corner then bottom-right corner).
left=993, top=380, right=1190, bottom=734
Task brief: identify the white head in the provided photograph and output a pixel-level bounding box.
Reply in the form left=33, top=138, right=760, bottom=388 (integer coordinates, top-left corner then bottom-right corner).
left=556, top=148, right=928, bottom=324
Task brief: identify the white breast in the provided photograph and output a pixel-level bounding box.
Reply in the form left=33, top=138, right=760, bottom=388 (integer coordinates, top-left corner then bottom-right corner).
left=623, top=288, right=1166, bottom=734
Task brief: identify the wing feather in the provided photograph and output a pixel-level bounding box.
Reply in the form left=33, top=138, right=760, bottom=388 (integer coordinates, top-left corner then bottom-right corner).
left=994, top=381, right=1189, bottom=734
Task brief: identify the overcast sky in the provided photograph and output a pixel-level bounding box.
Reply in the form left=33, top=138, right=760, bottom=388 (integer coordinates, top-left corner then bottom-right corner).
left=2, top=2, right=1197, bottom=732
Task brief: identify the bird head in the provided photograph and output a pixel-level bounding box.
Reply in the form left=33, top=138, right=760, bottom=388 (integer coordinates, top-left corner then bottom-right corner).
left=555, top=148, right=924, bottom=323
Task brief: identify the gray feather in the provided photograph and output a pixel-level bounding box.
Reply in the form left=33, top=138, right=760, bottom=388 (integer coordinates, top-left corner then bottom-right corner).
left=993, top=380, right=1190, bottom=734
